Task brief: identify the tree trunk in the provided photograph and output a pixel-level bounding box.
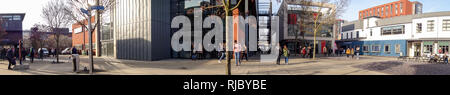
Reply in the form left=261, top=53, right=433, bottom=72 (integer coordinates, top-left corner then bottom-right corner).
left=225, top=11, right=231, bottom=75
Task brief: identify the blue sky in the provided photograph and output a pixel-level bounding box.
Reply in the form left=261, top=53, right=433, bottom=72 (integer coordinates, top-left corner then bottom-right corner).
left=342, top=0, right=450, bottom=21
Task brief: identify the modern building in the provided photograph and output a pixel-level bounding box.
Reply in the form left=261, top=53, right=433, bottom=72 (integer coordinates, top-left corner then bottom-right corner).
left=277, top=0, right=338, bottom=54
left=340, top=11, right=450, bottom=57
left=105, top=0, right=258, bottom=61
left=0, top=13, right=25, bottom=48
left=359, top=0, right=422, bottom=19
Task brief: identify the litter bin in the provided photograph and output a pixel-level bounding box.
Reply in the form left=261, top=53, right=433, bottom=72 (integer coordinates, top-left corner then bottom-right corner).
left=71, top=54, right=80, bottom=72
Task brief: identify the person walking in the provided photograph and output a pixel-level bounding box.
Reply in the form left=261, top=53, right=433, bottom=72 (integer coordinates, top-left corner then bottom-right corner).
left=301, top=47, right=306, bottom=58
left=0, top=48, right=6, bottom=60
left=444, top=54, right=449, bottom=64
left=241, top=45, right=248, bottom=62
left=7, top=48, right=17, bottom=70
left=39, top=49, right=44, bottom=60
left=276, top=43, right=282, bottom=65
left=323, top=47, right=328, bottom=57
left=356, top=47, right=361, bottom=60
left=351, top=48, right=355, bottom=59
left=234, top=41, right=242, bottom=66
left=21, top=48, right=27, bottom=61
left=283, top=45, right=290, bottom=65
left=346, top=48, right=351, bottom=58
left=218, top=43, right=226, bottom=63
left=191, top=44, right=197, bottom=61
left=306, top=46, right=311, bottom=58
left=29, top=48, right=35, bottom=63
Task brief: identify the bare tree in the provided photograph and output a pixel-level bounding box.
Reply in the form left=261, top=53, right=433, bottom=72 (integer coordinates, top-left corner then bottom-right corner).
left=29, top=24, right=50, bottom=49
left=64, top=0, right=115, bottom=74
left=42, top=0, right=73, bottom=63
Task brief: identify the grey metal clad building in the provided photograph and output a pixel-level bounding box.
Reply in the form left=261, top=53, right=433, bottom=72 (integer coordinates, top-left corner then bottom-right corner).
left=112, top=0, right=172, bottom=61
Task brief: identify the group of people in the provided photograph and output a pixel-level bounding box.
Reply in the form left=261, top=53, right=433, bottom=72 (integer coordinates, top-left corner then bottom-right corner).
left=277, top=44, right=290, bottom=65
left=428, top=54, right=449, bottom=64
left=1, top=47, right=38, bottom=70
left=299, top=46, right=315, bottom=58
left=217, top=41, right=249, bottom=66
left=342, top=47, right=360, bottom=60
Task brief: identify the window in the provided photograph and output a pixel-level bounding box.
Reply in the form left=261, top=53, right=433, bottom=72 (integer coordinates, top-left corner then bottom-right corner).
left=381, top=7, right=384, bottom=16
left=13, top=15, right=21, bottom=20
left=351, top=32, right=353, bottom=39
left=390, top=5, right=393, bottom=15
left=381, top=25, right=405, bottom=35
left=2, top=15, right=12, bottom=20
left=363, top=45, right=369, bottom=52
left=400, top=3, right=403, bottom=13
left=372, top=45, right=380, bottom=52
left=443, top=19, right=450, bottom=31
left=394, top=4, right=397, bottom=15
left=393, top=5, right=397, bottom=14
left=428, top=20, right=435, bottom=32
left=386, top=6, right=389, bottom=15
left=424, top=45, right=433, bottom=53
left=384, top=44, right=391, bottom=53
left=356, top=31, right=359, bottom=38
left=395, top=44, right=401, bottom=54
left=439, top=45, right=449, bottom=54
left=346, top=33, right=349, bottom=39
left=417, top=23, right=422, bottom=33
left=370, top=29, right=373, bottom=36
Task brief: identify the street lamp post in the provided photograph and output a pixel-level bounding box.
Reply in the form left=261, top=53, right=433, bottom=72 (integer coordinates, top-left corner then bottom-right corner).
left=81, top=5, right=104, bottom=75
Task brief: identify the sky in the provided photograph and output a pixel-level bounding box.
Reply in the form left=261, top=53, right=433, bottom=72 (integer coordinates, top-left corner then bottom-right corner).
left=0, top=0, right=50, bottom=30
left=2, top=0, right=450, bottom=30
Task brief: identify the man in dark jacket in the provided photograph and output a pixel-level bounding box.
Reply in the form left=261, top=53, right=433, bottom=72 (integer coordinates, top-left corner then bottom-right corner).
left=29, top=48, right=35, bottom=63
left=0, top=48, right=5, bottom=60
left=7, top=48, right=17, bottom=70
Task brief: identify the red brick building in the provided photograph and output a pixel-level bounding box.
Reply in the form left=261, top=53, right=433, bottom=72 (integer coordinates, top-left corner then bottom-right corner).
left=72, top=17, right=97, bottom=55
left=359, top=0, right=422, bottom=19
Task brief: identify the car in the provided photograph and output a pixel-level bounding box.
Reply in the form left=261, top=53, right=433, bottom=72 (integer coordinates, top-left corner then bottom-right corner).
left=38, top=48, right=50, bottom=57
left=61, top=48, right=71, bottom=54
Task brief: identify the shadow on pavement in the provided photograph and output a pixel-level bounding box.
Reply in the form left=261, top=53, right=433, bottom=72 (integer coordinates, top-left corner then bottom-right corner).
left=353, top=61, right=403, bottom=71
left=411, top=64, right=450, bottom=75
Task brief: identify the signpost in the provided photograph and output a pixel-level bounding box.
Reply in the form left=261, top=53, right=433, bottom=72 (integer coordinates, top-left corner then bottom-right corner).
left=80, top=5, right=104, bottom=75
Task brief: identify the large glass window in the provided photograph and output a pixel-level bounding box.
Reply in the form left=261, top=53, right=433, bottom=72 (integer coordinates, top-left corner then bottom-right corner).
left=381, top=25, right=404, bottom=35
left=443, top=19, right=450, bottom=31
left=428, top=20, right=435, bottom=32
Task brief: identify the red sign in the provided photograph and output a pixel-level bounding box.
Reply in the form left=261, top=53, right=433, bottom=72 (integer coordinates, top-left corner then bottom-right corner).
left=288, top=14, right=297, bottom=25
